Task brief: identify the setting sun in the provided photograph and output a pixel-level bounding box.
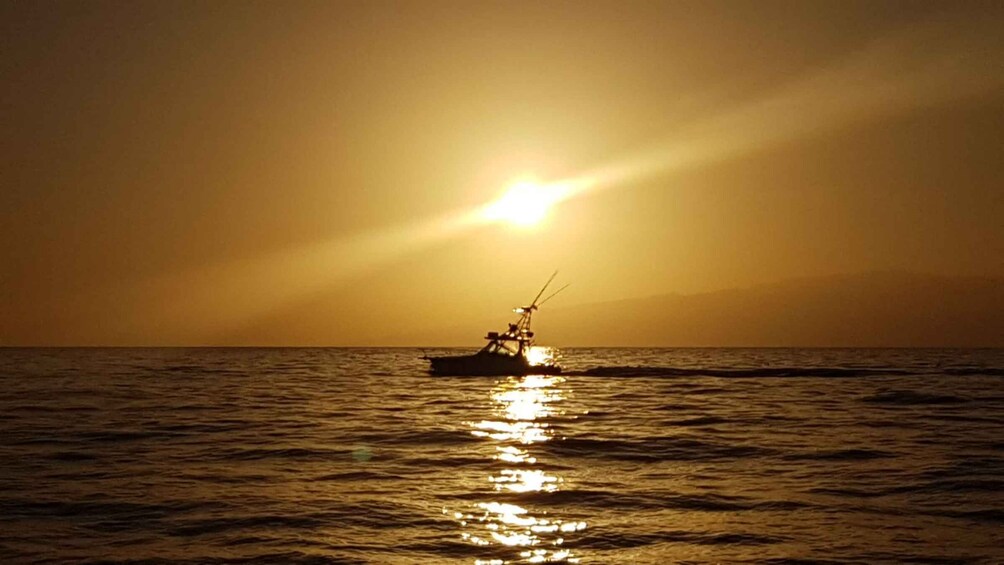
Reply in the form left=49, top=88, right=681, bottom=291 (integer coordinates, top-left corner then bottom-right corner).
left=481, top=180, right=557, bottom=228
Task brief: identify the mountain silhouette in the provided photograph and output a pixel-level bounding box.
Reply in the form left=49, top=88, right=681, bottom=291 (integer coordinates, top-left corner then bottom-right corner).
left=535, top=272, right=1002, bottom=347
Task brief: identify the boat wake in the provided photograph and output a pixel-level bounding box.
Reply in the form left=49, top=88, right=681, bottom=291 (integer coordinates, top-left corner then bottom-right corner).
left=564, top=365, right=1004, bottom=378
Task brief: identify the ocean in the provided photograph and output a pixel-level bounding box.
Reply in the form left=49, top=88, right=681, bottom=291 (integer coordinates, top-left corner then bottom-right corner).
left=1, top=347, right=1002, bottom=564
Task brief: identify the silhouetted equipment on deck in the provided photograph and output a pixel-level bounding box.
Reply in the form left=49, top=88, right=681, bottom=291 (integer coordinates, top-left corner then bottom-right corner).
left=423, top=272, right=567, bottom=376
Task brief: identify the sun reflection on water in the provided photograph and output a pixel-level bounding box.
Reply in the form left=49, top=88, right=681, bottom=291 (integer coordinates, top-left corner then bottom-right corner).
left=524, top=346, right=557, bottom=369
left=455, top=372, right=585, bottom=563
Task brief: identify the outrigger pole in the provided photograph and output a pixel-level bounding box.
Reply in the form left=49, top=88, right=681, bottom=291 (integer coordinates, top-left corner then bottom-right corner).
left=521, top=270, right=559, bottom=312
left=538, top=283, right=570, bottom=307
left=514, top=271, right=567, bottom=335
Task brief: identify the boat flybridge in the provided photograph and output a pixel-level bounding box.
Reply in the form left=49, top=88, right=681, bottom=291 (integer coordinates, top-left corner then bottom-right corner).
left=424, top=273, right=567, bottom=376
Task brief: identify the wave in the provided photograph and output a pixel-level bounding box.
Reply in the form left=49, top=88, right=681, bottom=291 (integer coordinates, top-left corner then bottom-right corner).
left=575, top=529, right=785, bottom=549
left=212, top=446, right=351, bottom=462
left=81, top=552, right=370, bottom=564
left=0, top=498, right=207, bottom=521
left=861, top=391, right=971, bottom=405
left=543, top=435, right=777, bottom=462
left=782, top=448, right=895, bottom=462
left=450, top=488, right=810, bottom=513
left=928, top=508, right=1004, bottom=524
left=670, top=415, right=730, bottom=427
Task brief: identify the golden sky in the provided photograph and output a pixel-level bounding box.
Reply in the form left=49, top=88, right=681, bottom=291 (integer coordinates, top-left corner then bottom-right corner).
left=2, top=1, right=1002, bottom=345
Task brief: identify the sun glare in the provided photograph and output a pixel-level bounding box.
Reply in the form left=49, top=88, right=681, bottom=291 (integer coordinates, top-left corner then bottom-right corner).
left=481, top=180, right=558, bottom=228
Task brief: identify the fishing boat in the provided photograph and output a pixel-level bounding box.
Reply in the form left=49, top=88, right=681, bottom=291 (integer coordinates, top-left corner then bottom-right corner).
left=424, top=273, right=567, bottom=376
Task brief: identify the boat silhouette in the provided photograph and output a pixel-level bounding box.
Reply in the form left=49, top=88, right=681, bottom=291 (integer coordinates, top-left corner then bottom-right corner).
left=424, top=273, right=567, bottom=376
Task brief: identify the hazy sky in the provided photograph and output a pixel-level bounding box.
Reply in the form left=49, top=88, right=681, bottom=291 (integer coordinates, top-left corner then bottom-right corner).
left=2, top=1, right=1002, bottom=345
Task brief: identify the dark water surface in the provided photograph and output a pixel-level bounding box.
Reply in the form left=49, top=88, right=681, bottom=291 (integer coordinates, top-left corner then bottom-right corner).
left=1, top=348, right=1002, bottom=564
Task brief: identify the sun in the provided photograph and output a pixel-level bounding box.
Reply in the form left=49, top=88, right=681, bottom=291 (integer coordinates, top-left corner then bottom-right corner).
left=481, top=180, right=558, bottom=228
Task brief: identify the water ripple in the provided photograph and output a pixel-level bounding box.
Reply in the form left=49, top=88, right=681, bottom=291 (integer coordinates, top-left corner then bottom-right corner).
left=0, top=347, right=1001, bottom=563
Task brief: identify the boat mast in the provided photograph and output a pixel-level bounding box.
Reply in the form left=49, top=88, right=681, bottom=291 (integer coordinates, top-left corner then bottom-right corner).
left=513, top=271, right=570, bottom=354
left=481, top=272, right=568, bottom=357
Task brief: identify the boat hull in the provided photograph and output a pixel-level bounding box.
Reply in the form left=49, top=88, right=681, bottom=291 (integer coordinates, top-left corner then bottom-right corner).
left=426, top=352, right=561, bottom=376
